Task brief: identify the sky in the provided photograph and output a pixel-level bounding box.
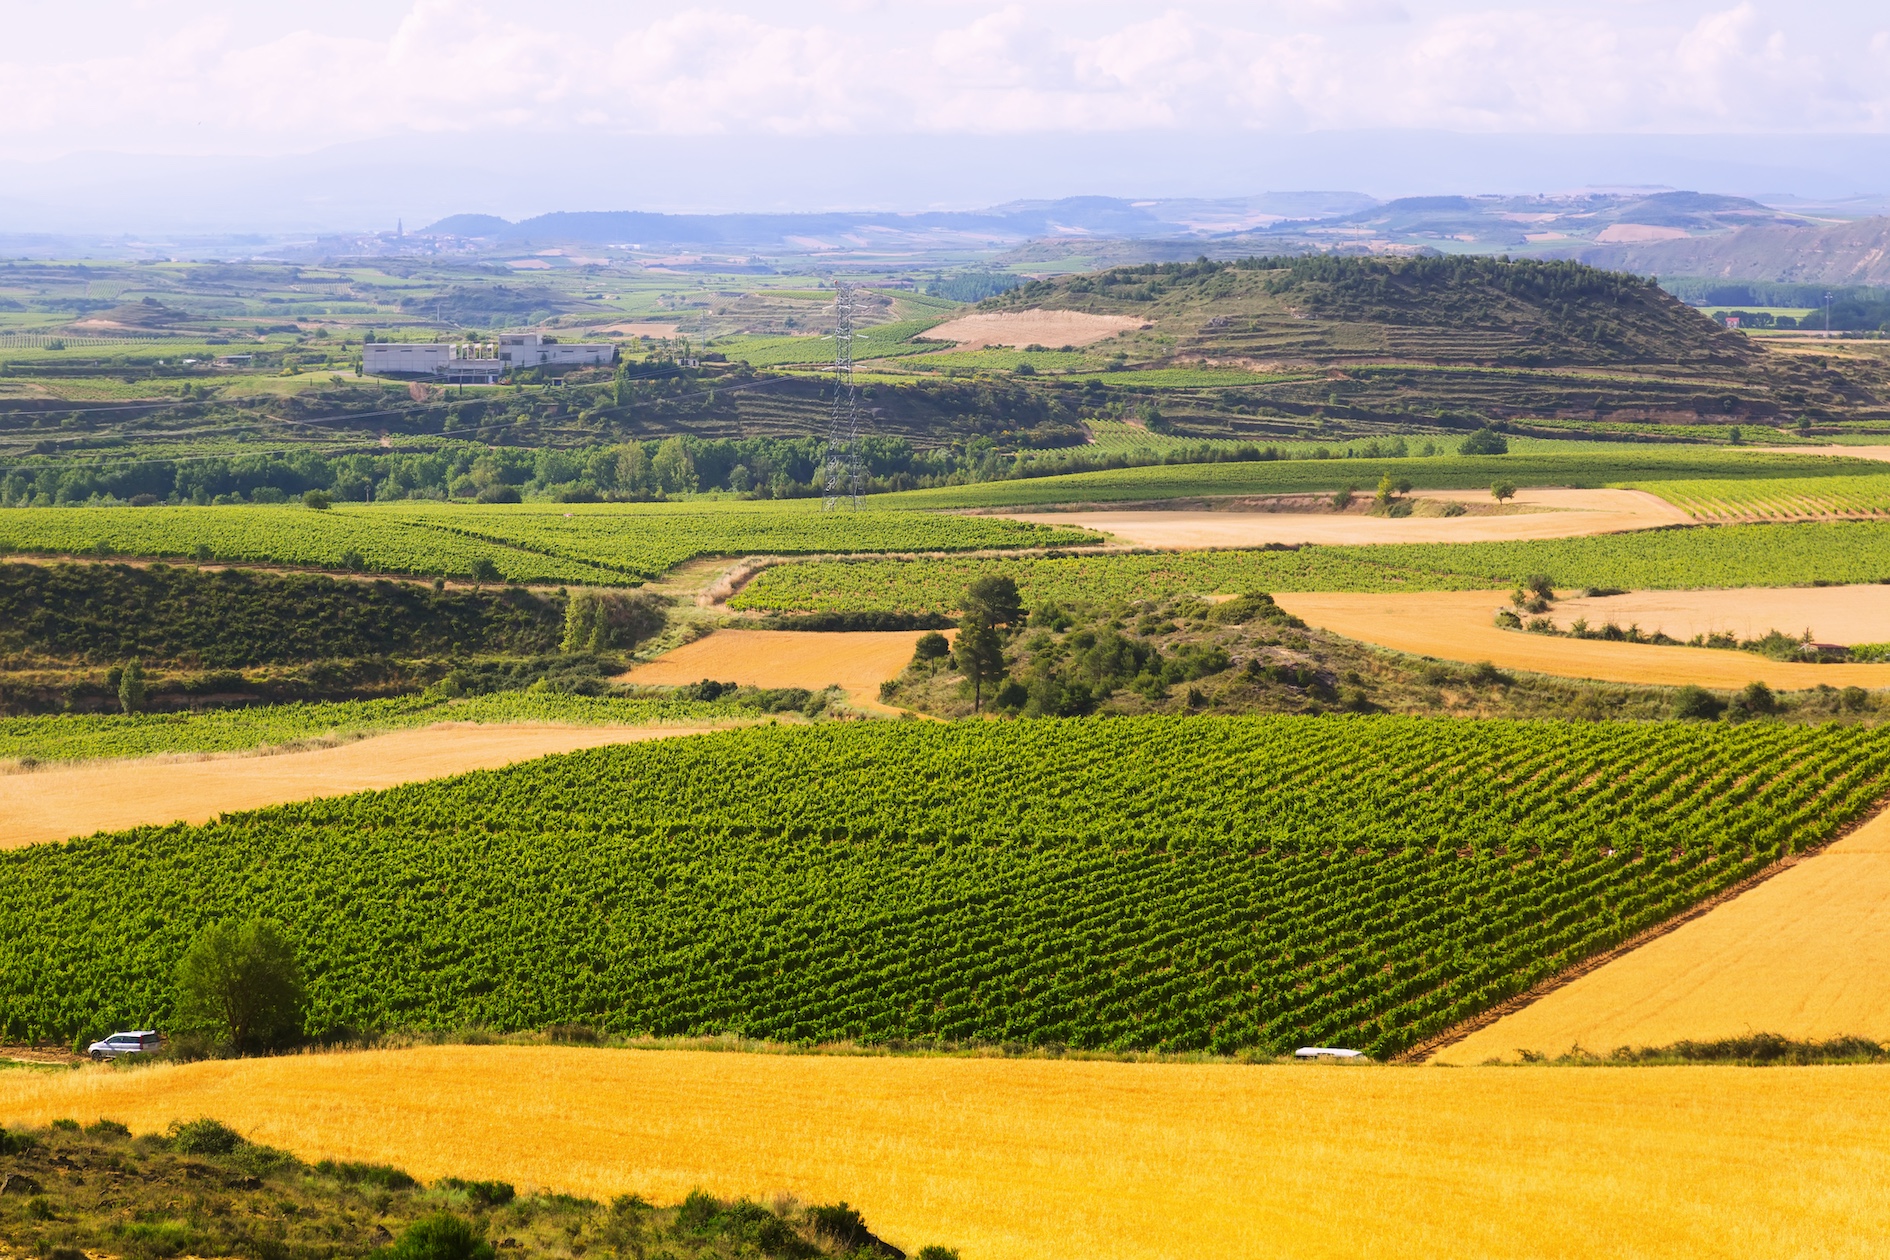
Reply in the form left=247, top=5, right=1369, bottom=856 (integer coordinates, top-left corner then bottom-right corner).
left=1, top=1, right=1886, bottom=229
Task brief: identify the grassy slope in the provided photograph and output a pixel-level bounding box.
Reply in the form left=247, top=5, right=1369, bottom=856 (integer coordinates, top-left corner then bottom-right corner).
left=3, top=717, right=1885, bottom=1057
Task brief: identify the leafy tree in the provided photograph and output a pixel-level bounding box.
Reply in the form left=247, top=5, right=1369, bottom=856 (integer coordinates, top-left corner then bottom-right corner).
left=562, top=591, right=667, bottom=653
left=117, top=658, right=146, bottom=715
left=1460, top=427, right=1509, bottom=455
left=469, top=557, right=500, bottom=584
left=953, top=619, right=1006, bottom=713
left=301, top=490, right=332, bottom=510
left=912, top=631, right=951, bottom=663
left=1672, top=685, right=1724, bottom=720
left=1491, top=482, right=1516, bottom=503
left=174, top=918, right=306, bottom=1052
left=1330, top=486, right=1355, bottom=510
left=961, top=575, right=1024, bottom=629
left=651, top=436, right=697, bottom=494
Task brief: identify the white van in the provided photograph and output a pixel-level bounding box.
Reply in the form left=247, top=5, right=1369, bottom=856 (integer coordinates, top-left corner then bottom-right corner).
left=86, top=1030, right=161, bottom=1060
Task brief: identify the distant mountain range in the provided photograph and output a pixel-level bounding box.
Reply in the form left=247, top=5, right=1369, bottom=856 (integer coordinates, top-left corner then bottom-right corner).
left=417, top=190, right=1889, bottom=287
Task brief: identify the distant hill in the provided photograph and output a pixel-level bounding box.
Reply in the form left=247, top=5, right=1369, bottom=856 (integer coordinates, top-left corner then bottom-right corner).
left=989, top=254, right=1752, bottom=369
left=1563, top=217, right=1890, bottom=285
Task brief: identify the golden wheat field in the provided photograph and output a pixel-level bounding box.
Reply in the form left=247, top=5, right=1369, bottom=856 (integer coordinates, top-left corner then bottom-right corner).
left=1273, top=590, right=1890, bottom=689
left=6, top=1047, right=1890, bottom=1260
left=1437, top=810, right=1890, bottom=1065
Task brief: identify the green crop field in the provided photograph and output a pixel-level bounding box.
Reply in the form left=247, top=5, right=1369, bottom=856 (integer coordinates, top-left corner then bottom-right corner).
left=0, top=690, right=758, bottom=765
left=3, top=717, right=1883, bottom=1056
left=873, top=449, right=1888, bottom=510
left=0, top=502, right=1099, bottom=584
left=731, top=521, right=1890, bottom=612
left=716, top=319, right=945, bottom=367
left=1635, top=472, right=1890, bottom=521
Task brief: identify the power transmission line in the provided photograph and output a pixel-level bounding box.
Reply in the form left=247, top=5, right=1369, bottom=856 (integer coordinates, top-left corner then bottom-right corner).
left=821, top=281, right=862, bottom=511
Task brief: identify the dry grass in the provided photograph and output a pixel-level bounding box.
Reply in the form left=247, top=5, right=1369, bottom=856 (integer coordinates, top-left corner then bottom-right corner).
left=1273, top=590, right=1890, bottom=689
left=1000, top=488, right=1689, bottom=548
left=1437, top=810, right=1890, bottom=1064
left=618, top=629, right=937, bottom=711
left=0, top=723, right=732, bottom=849
left=924, top=310, right=1145, bottom=349
left=6, top=1047, right=1890, bottom=1259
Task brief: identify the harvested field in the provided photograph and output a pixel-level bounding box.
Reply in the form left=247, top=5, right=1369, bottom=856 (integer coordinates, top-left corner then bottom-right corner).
left=618, top=629, right=938, bottom=711
left=1436, top=808, right=1890, bottom=1064
left=1272, top=590, right=1890, bottom=688
left=593, top=322, right=681, bottom=338
left=923, top=309, right=1145, bottom=349
left=6, top=1048, right=1890, bottom=1260
left=1549, top=584, right=1890, bottom=646
left=1000, top=488, right=1691, bottom=549
left=0, top=723, right=730, bottom=849
left=1771, top=445, right=1890, bottom=462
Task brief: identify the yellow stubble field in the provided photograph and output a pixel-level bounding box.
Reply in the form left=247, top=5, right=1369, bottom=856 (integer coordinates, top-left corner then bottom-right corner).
left=6, top=1046, right=1890, bottom=1260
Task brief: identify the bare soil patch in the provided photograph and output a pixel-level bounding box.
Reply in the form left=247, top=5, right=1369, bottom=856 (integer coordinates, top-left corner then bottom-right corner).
left=1273, top=589, right=1890, bottom=689
left=1550, top=585, right=1890, bottom=646
left=0, top=722, right=730, bottom=849
left=1768, top=444, right=1890, bottom=462
left=619, top=629, right=937, bottom=713
left=924, top=310, right=1146, bottom=349
left=1435, top=808, right=1890, bottom=1063
left=1000, top=488, right=1689, bottom=549
left=592, top=322, right=682, bottom=338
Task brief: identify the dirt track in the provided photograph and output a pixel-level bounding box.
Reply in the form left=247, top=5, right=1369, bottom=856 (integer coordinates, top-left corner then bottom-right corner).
left=618, top=629, right=937, bottom=712
left=1001, top=488, right=1690, bottom=548
left=1273, top=590, right=1890, bottom=689
left=0, top=723, right=728, bottom=849
left=1435, top=809, right=1890, bottom=1063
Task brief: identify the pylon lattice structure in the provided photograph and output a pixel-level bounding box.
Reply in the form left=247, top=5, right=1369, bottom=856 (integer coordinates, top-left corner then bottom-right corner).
left=821, top=281, right=862, bottom=511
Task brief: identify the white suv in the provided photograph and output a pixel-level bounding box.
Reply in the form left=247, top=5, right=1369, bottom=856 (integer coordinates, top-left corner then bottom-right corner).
left=86, top=1030, right=161, bottom=1060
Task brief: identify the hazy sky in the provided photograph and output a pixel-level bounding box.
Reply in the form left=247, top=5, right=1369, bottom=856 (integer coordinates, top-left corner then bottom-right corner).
left=4, top=1, right=1887, bottom=160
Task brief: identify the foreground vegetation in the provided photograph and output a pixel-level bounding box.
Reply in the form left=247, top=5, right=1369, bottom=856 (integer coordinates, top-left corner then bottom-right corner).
left=0, top=1117, right=926, bottom=1260
left=4, top=717, right=1884, bottom=1057
left=733, top=520, right=1890, bottom=613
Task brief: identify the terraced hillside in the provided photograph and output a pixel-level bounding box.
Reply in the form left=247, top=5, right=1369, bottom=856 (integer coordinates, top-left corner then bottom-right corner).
left=972, top=257, right=1890, bottom=433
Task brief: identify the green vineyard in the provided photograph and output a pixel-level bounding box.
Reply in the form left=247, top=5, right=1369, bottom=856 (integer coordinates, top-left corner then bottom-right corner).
left=875, top=449, right=1885, bottom=510
left=4, top=716, right=1884, bottom=1056
left=1635, top=472, right=1890, bottom=522
left=0, top=502, right=1097, bottom=585
left=731, top=521, right=1890, bottom=612
left=0, top=689, right=758, bottom=765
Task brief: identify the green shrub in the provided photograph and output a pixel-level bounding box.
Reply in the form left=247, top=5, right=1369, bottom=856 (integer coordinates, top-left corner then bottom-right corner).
left=168, top=1118, right=244, bottom=1155
left=1671, top=685, right=1724, bottom=721
left=386, top=1213, right=493, bottom=1260
left=436, top=1178, right=515, bottom=1208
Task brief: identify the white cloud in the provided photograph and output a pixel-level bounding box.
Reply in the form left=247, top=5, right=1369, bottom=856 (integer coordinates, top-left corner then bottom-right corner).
left=0, top=0, right=1886, bottom=158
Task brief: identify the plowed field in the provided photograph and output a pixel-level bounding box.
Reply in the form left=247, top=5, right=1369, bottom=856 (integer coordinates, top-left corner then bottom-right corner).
left=1273, top=590, right=1890, bottom=688
left=618, top=630, right=938, bottom=711
left=924, top=310, right=1145, bottom=348
left=0, top=723, right=731, bottom=849
left=1001, top=488, right=1689, bottom=548
left=1436, top=809, right=1890, bottom=1064
left=5, top=1048, right=1890, bottom=1260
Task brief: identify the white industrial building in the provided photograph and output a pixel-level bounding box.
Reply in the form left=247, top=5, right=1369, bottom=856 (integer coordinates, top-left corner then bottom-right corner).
left=498, top=332, right=615, bottom=371
left=364, top=333, right=613, bottom=383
